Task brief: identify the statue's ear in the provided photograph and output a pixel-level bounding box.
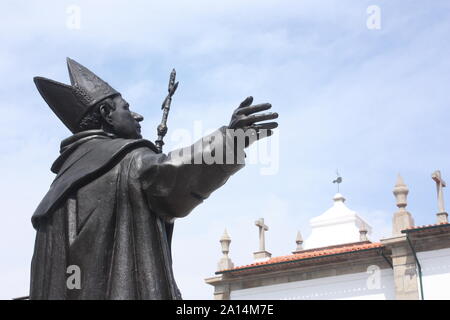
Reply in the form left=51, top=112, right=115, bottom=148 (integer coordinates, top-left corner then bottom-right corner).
left=99, top=101, right=114, bottom=125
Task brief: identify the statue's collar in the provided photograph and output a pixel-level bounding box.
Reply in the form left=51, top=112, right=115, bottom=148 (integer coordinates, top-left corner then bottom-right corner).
left=51, top=130, right=116, bottom=174
left=60, top=130, right=116, bottom=153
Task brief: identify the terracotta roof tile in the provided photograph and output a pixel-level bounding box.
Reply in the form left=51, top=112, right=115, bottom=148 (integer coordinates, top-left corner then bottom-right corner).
left=219, top=242, right=384, bottom=274
left=403, top=222, right=450, bottom=232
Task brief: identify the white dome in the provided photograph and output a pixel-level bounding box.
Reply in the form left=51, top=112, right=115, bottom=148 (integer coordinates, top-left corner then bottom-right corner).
left=303, top=193, right=372, bottom=249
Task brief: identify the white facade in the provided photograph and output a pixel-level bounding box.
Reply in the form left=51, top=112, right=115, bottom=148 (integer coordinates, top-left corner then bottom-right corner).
left=303, top=193, right=372, bottom=249
left=419, top=247, right=450, bottom=300
left=207, top=185, right=450, bottom=300
left=230, top=269, right=395, bottom=300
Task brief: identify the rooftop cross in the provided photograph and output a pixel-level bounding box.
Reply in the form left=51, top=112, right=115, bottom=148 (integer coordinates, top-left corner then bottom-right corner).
left=432, top=170, right=448, bottom=223
left=333, top=170, right=343, bottom=193
left=432, top=170, right=446, bottom=213
left=255, top=218, right=269, bottom=252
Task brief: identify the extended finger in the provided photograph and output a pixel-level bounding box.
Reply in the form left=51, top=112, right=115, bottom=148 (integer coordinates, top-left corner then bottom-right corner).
left=248, top=122, right=278, bottom=130
left=236, top=103, right=272, bottom=116
left=243, top=129, right=273, bottom=147
left=238, top=96, right=253, bottom=109
left=242, top=112, right=278, bottom=125
left=257, top=129, right=273, bottom=140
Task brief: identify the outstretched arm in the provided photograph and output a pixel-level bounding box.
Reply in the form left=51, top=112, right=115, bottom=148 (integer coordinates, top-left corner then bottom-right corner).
left=137, top=97, right=278, bottom=221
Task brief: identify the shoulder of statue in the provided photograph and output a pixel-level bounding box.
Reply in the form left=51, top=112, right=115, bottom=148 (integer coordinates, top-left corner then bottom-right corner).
left=127, top=139, right=167, bottom=172
left=125, top=138, right=159, bottom=155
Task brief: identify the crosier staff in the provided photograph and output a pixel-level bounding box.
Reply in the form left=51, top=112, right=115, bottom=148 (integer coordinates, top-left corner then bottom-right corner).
left=155, top=69, right=179, bottom=153
left=154, top=69, right=180, bottom=299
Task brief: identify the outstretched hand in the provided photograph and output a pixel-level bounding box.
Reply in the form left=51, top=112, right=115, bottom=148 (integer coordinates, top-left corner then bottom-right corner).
left=228, top=96, right=278, bottom=147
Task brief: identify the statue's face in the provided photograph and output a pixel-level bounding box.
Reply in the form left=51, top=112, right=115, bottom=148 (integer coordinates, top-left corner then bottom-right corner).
left=109, top=95, right=143, bottom=139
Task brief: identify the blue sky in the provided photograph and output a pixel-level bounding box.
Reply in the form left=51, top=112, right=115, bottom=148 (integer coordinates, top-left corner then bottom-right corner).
left=1, top=0, right=450, bottom=299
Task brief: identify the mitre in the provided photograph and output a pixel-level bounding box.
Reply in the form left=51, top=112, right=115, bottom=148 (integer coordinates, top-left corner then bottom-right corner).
left=33, top=58, right=119, bottom=133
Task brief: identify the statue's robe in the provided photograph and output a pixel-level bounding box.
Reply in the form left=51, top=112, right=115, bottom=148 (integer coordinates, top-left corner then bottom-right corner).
left=30, top=127, right=243, bottom=300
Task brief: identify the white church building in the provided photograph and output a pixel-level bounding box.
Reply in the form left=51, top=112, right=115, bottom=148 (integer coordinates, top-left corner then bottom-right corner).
left=205, top=173, right=450, bottom=300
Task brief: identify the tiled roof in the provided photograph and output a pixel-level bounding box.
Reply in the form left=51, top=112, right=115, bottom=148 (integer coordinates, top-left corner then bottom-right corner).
left=402, top=222, right=450, bottom=233
left=217, top=242, right=384, bottom=275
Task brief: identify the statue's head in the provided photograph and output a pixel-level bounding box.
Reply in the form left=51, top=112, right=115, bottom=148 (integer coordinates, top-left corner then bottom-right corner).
left=79, top=95, right=143, bottom=139
left=34, top=58, right=144, bottom=139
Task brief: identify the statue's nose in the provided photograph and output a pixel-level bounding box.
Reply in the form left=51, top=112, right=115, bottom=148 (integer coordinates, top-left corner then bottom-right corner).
left=132, top=112, right=144, bottom=122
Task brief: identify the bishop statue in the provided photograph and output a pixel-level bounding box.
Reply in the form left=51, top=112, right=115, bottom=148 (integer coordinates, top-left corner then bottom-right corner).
left=30, top=58, right=278, bottom=300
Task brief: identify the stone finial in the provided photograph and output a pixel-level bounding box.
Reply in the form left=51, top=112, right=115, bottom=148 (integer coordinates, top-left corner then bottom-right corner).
left=393, top=174, right=409, bottom=210
left=217, top=229, right=234, bottom=271
left=292, top=231, right=304, bottom=254
left=359, top=227, right=369, bottom=241
left=437, top=212, right=449, bottom=224
left=253, top=218, right=271, bottom=261
left=392, top=174, right=414, bottom=235
left=296, top=231, right=303, bottom=250
left=432, top=170, right=449, bottom=224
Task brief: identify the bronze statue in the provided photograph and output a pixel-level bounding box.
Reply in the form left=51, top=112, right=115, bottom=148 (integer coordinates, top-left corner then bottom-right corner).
left=30, top=58, right=278, bottom=299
